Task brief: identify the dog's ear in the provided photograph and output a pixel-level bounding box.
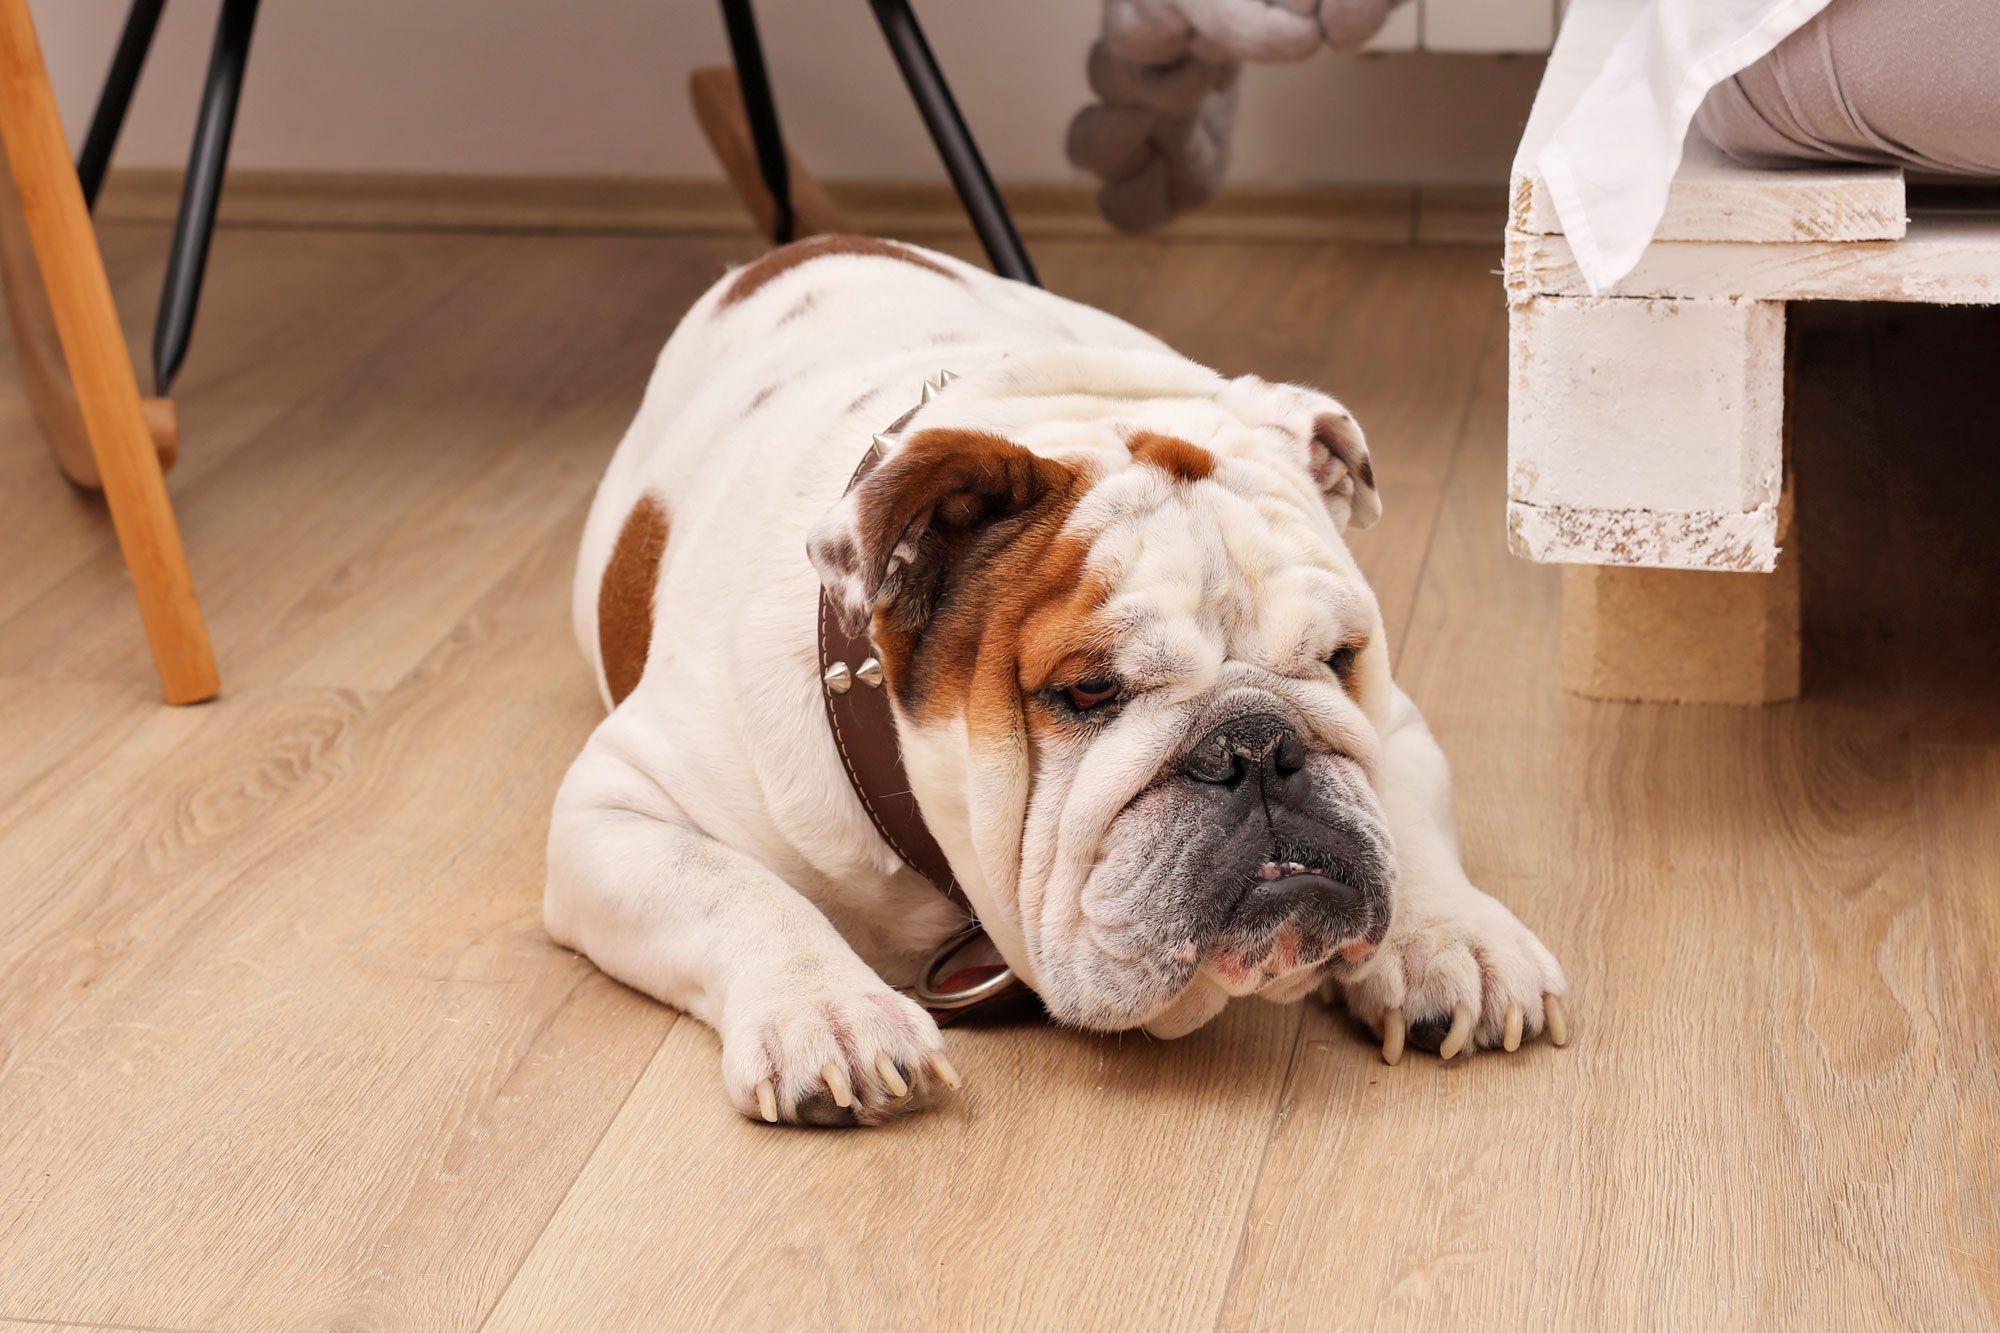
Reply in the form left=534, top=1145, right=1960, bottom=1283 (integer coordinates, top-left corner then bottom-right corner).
left=1308, top=406, right=1381, bottom=532
left=1216, top=375, right=1381, bottom=532
left=808, top=428, right=1082, bottom=638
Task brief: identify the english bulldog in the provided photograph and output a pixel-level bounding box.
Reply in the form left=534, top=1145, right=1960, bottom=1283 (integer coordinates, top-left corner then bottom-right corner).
left=545, top=235, right=1568, bottom=1126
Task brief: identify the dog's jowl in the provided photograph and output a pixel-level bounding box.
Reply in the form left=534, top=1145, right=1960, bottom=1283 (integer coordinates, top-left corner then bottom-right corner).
left=544, top=234, right=1568, bottom=1126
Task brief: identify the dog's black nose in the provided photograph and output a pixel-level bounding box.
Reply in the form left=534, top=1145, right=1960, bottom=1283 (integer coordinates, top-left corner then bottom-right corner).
left=1181, top=714, right=1307, bottom=791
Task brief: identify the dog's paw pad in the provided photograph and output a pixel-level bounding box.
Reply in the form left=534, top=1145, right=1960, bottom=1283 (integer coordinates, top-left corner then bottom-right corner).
left=1404, top=1003, right=1475, bottom=1058
left=724, top=976, right=954, bottom=1126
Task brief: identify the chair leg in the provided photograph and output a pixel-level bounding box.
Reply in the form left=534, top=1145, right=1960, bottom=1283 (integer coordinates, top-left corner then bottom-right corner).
left=0, top=141, right=179, bottom=485
left=75, top=0, right=168, bottom=211
left=689, top=68, right=852, bottom=239
left=716, top=0, right=795, bottom=244
left=153, top=0, right=259, bottom=395
left=864, top=0, right=1037, bottom=286
left=0, top=0, right=219, bottom=704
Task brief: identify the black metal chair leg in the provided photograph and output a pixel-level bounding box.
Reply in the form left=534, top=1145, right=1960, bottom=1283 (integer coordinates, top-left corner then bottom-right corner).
left=76, top=0, right=169, bottom=211
left=717, top=0, right=796, bottom=244
left=865, top=0, right=1036, bottom=286
left=153, top=0, right=260, bottom=394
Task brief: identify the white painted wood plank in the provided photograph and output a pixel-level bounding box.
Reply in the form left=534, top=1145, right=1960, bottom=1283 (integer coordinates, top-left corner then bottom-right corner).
left=1508, top=294, right=1785, bottom=571
left=1508, top=210, right=2000, bottom=303
left=1509, top=500, right=1783, bottom=571
left=1424, top=0, right=1555, bottom=53
left=1506, top=0, right=1904, bottom=243
left=1362, top=0, right=1420, bottom=52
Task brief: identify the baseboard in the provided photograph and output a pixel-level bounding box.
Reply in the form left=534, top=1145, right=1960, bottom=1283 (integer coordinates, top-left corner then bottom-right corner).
left=1414, top=185, right=1511, bottom=244
left=93, top=169, right=1506, bottom=247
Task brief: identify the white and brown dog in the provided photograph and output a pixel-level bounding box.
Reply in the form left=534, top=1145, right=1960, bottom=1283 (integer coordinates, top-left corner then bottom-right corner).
left=545, top=235, right=1568, bottom=1126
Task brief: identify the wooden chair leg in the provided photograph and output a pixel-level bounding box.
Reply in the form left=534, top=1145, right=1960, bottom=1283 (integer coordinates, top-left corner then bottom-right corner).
left=0, top=0, right=218, bottom=704
left=690, top=67, right=851, bottom=241
left=0, top=134, right=178, bottom=487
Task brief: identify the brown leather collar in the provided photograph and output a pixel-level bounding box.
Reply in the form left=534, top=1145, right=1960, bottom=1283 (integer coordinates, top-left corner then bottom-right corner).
left=816, top=373, right=1038, bottom=1023
left=814, top=438, right=966, bottom=911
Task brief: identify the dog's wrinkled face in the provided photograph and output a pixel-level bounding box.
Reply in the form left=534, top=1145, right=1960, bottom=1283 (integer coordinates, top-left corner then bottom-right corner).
left=809, top=375, right=1395, bottom=1034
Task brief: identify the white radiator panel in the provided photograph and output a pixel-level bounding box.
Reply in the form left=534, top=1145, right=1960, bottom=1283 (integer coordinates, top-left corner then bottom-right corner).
left=1363, top=2, right=1421, bottom=51
left=1419, top=0, right=1559, bottom=53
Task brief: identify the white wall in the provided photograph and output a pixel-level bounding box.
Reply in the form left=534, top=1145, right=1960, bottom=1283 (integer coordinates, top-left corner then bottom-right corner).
left=32, top=0, right=1543, bottom=186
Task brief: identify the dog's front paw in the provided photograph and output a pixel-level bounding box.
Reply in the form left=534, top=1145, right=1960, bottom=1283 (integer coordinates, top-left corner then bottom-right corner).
left=1325, top=883, right=1568, bottom=1064
left=721, top=968, right=959, bottom=1127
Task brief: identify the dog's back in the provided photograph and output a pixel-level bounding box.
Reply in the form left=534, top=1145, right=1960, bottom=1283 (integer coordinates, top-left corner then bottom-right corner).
left=571, top=236, right=1163, bottom=711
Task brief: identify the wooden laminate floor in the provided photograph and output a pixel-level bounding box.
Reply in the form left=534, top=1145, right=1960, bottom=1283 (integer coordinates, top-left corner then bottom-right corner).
left=1, top=224, right=1994, bottom=1331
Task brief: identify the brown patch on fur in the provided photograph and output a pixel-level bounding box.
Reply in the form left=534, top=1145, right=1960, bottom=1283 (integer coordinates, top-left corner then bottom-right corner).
left=1126, top=431, right=1216, bottom=483
left=852, top=430, right=1096, bottom=740
left=1011, top=567, right=1116, bottom=732
left=1332, top=639, right=1367, bottom=704
left=746, top=383, right=780, bottom=413
left=927, top=528, right=1108, bottom=751
left=820, top=531, right=860, bottom=576
left=719, top=234, right=957, bottom=308
left=598, top=494, right=669, bottom=705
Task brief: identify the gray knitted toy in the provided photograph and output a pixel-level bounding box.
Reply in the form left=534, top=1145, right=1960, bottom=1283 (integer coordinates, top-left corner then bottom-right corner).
left=1067, top=0, right=1412, bottom=233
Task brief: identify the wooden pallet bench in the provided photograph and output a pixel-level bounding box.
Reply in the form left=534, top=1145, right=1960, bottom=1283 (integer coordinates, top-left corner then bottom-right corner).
left=1505, top=0, right=2000, bottom=702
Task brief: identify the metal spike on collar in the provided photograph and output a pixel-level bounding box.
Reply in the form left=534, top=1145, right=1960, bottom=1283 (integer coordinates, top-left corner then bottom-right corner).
left=823, top=661, right=853, bottom=694
left=855, top=656, right=884, bottom=688
left=871, top=432, right=894, bottom=458
left=936, top=369, right=959, bottom=387
left=919, top=380, right=939, bottom=405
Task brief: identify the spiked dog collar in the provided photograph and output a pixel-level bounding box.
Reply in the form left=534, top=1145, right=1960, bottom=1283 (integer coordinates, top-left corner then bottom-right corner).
left=816, top=368, right=1034, bottom=1022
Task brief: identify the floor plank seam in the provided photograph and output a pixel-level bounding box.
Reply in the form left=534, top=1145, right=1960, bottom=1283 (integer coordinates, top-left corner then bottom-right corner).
left=471, top=996, right=681, bottom=1332
left=1208, top=1007, right=1312, bottom=1329
left=1390, top=305, right=1502, bottom=668
left=379, top=501, right=591, bottom=702
left=0, top=1316, right=214, bottom=1333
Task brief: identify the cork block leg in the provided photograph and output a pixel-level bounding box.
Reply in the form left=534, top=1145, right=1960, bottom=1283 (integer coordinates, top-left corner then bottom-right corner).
left=0, top=0, right=218, bottom=704
left=1559, top=541, right=1800, bottom=704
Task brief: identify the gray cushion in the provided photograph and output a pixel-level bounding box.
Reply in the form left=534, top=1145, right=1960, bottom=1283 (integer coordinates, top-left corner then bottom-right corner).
left=1696, top=0, right=2000, bottom=177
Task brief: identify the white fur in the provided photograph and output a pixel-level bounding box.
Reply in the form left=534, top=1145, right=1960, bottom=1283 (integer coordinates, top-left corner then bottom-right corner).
left=545, top=240, right=1566, bottom=1125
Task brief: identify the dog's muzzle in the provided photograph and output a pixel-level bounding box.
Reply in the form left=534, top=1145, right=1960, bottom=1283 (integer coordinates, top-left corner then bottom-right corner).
left=1168, top=711, right=1391, bottom=995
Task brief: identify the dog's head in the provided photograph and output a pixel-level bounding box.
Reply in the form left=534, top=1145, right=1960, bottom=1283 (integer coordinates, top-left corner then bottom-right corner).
left=808, top=372, right=1394, bottom=1036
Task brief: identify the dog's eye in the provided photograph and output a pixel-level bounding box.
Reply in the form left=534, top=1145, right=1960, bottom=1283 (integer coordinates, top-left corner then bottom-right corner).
left=1063, top=677, right=1119, bottom=711
left=1326, top=645, right=1357, bottom=679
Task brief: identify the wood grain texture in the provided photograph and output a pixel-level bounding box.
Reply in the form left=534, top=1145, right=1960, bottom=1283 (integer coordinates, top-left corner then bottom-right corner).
left=1506, top=211, right=2000, bottom=304
left=1, top=229, right=1993, bottom=1331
